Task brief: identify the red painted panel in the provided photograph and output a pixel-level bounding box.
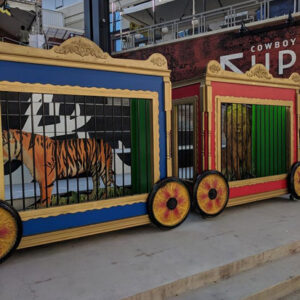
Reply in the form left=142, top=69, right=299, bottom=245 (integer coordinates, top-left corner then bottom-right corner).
left=172, top=83, right=199, bottom=99
left=230, top=179, right=287, bottom=198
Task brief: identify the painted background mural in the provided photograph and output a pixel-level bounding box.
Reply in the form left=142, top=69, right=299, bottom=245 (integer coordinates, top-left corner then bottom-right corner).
left=116, top=23, right=300, bottom=82
left=1, top=92, right=152, bottom=210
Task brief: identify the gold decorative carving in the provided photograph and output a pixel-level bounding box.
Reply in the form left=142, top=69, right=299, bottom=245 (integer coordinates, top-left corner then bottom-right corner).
left=246, top=64, right=273, bottom=80
left=290, top=73, right=300, bottom=84
left=148, top=54, right=167, bottom=68
left=207, top=60, right=222, bottom=75
left=51, top=36, right=110, bottom=59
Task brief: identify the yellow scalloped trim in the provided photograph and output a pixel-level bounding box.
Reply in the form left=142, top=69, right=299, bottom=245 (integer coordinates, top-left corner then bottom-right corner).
left=206, top=60, right=300, bottom=88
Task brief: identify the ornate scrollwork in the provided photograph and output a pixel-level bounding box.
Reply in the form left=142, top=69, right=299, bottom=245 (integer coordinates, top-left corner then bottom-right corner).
left=289, top=73, right=300, bottom=84
left=207, top=60, right=222, bottom=75
left=148, top=54, right=167, bottom=68
left=246, top=64, right=273, bottom=80
left=51, top=37, right=110, bottom=59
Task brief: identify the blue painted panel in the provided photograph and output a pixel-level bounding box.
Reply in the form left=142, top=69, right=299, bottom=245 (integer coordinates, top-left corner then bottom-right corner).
left=23, top=202, right=147, bottom=236
left=0, top=60, right=167, bottom=178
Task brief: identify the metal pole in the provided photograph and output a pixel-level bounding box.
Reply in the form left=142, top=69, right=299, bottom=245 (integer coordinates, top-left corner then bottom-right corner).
left=120, top=10, right=123, bottom=50
left=192, top=0, right=195, bottom=34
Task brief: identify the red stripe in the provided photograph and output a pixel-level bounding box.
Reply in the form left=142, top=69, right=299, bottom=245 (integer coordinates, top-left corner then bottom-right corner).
left=230, top=179, right=287, bottom=198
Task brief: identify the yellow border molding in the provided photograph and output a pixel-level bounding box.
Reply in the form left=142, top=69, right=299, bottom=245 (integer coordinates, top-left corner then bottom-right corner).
left=0, top=81, right=160, bottom=220
left=164, top=76, right=173, bottom=176
left=206, top=60, right=300, bottom=89
left=0, top=37, right=171, bottom=78
left=18, top=215, right=150, bottom=249
left=215, top=96, right=294, bottom=172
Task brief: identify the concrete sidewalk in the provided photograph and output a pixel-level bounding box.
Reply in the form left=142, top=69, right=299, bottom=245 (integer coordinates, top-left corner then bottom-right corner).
left=1, top=196, right=300, bottom=300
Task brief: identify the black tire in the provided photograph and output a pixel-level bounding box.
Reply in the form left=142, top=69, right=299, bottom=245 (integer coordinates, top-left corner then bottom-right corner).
left=288, top=161, right=300, bottom=200
left=0, top=200, right=23, bottom=263
left=193, top=170, right=229, bottom=217
left=147, top=177, right=191, bottom=229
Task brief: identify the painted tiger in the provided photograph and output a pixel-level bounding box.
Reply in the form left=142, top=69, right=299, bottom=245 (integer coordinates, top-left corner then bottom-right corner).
left=2, top=129, right=114, bottom=206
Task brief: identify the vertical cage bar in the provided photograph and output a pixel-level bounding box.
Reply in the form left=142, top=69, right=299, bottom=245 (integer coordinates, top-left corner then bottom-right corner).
left=103, top=98, right=107, bottom=198
left=244, top=104, right=248, bottom=177
left=53, top=95, right=59, bottom=205
left=178, top=105, right=181, bottom=178
left=184, top=104, right=186, bottom=179
left=235, top=104, right=238, bottom=179
left=230, top=104, right=234, bottom=180
left=74, top=96, right=80, bottom=202
left=93, top=96, right=99, bottom=201
left=190, top=104, right=192, bottom=179
left=5, top=98, right=13, bottom=206
left=241, top=104, right=244, bottom=177
left=225, top=103, right=228, bottom=178
left=137, top=100, right=141, bottom=192
left=112, top=97, right=116, bottom=198
left=181, top=104, right=184, bottom=179
left=84, top=96, right=90, bottom=200
left=63, top=95, right=70, bottom=204
left=121, top=97, right=125, bottom=196
left=30, top=94, right=38, bottom=209
left=41, top=94, right=49, bottom=207
left=18, top=93, right=26, bottom=210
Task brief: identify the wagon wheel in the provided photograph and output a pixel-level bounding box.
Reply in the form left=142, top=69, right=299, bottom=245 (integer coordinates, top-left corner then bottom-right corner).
left=193, top=170, right=229, bottom=217
left=147, top=177, right=191, bottom=229
left=289, top=162, right=300, bottom=200
left=0, top=200, right=23, bottom=263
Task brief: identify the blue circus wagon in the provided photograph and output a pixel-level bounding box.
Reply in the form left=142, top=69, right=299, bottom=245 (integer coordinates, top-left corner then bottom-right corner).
left=1, top=37, right=300, bottom=263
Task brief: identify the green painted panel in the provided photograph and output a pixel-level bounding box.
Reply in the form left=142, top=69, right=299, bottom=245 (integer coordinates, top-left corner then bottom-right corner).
left=252, top=105, right=288, bottom=177
left=273, top=106, right=279, bottom=174
left=130, top=99, right=152, bottom=194
left=252, top=105, right=256, bottom=176
left=269, top=106, right=274, bottom=176
left=256, top=105, right=262, bottom=177
left=281, top=107, right=287, bottom=173
left=266, top=106, right=270, bottom=176
left=278, top=106, right=283, bottom=173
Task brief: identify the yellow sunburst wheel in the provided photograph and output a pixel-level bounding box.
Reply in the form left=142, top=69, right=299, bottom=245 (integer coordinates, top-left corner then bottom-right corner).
left=0, top=200, right=22, bottom=263
left=289, top=162, right=300, bottom=200
left=147, top=178, right=191, bottom=229
left=193, top=170, right=229, bottom=217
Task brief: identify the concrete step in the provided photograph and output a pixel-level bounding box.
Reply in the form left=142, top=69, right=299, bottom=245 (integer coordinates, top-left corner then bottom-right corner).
left=279, top=286, right=300, bottom=300
left=1, top=197, right=300, bottom=300
left=169, top=253, right=300, bottom=300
